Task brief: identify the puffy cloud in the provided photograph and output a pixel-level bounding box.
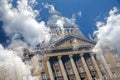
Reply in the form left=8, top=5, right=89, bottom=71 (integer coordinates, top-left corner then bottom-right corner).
left=93, top=7, right=120, bottom=54
left=44, top=3, right=59, bottom=14
left=0, top=44, right=36, bottom=80
left=71, top=11, right=82, bottom=25
left=0, top=0, right=51, bottom=47
left=44, top=4, right=77, bottom=27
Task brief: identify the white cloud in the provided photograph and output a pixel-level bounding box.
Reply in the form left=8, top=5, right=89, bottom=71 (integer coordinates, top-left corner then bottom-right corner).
left=44, top=3, right=59, bottom=14
left=0, top=0, right=51, bottom=47
left=0, top=44, right=36, bottom=80
left=93, top=7, right=120, bottom=54
left=44, top=4, right=77, bottom=27
left=71, top=11, right=82, bottom=23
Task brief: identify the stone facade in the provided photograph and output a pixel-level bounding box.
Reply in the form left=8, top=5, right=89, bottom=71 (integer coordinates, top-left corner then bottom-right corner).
left=22, top=26, right=120, bottom=80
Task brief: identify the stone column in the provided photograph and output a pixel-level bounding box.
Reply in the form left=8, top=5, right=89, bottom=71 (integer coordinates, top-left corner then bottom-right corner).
left=46, top=57, right=54, bottom=80
left=100, top=54, right=113, bottom=78
left=58, top=56, right=68, bottom=80
left=90, top=53, right=103, bottom=80
left=80, top=54, right=93, bottom=80
left=69, top=55, right=81, bottom=80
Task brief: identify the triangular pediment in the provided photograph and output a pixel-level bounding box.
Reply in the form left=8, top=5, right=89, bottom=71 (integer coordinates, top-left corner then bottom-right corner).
left=52, top=35, right=95, bottom=48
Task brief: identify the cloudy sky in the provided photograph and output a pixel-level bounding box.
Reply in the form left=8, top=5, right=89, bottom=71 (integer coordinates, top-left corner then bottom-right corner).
left=0, top=0, right=120, bottom=49
left=0, top=1, right=120, bottom=79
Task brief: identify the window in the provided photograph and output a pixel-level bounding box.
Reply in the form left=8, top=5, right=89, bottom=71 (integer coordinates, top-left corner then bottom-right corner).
left=81, top=78, right=86, bottom=80
left=67, top=29, right=69, bottom=33
left=39, top=61, right=43, bottom=67
left=103, top=74, right=107, bottom=80
left=41, top=72, right=46, bottom=80
left=89, top=66, right=94, bottom=71
left=56, top=70, right=61, bottom=77
left=71, top=29, right=73, bottom=33
left=69, top=40, right=72, bottom=44
left=67, top=68, right=73, bottom=75
left=54, top=62, right=59, bottom=66
left=79, top=66, right=84, bottom=73
left=113, top=72, right=117, bottom=78
left=65, top=61, right=69, bottom=65
left=92, top=76, right=97, bottom=80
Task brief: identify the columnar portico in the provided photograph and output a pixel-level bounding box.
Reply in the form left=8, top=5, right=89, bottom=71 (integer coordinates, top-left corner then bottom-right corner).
left=38, top=26, right=115, bottom=80
left=20, top=26, right=120, bottom=80
left=39, top=48, right=115, bottom=80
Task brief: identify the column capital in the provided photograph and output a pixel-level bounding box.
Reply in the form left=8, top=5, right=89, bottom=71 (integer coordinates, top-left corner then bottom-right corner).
left=58, top=56, right=62, bottom=59
left=80, top=53, right=84, bottom=57
left=89, top=53, right=94, bottom=56
left=46, top=57, right=50, bottom=61
left=69, top=55, right=73, bottom=58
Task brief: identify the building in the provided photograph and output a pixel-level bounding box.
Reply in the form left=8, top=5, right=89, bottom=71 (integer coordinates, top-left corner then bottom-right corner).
left=22, top=26, right=120, bottom=80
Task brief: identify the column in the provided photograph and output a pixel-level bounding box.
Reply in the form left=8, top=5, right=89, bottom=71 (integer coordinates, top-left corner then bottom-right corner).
left=46, top=57, right=54, bottom=80
left=80, top=54, right=93, bottom=80
left=69, top=55, right=81, bottom=80
left=90, top=53, right=103, bottom=80
left=58, top=56, right=68, bottom=80
left=100, top=54, right=113, bottom=78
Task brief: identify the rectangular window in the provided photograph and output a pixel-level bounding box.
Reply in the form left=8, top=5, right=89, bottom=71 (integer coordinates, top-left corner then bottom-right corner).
left=79, top=66, right=84, bottom=73
left=103, top=74, right=107, bottom=80
left=89, top=66, right=94, bottom=71
left=113, top=72, right=117, bottom=78
left=54, top=62, right=59, bottom=66
left=56, top=70, right=61, bottom=77
left=67, top=68, right=73, bottom=75
left=92, top=76, right=98, bottom=80
left=39, top=61, right=43, bottom=67
left=41, top=72, right=47, bottom=80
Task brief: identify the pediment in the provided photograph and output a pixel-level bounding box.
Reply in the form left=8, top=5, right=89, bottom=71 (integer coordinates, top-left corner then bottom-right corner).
left=52, top=35, right=95, bottom=48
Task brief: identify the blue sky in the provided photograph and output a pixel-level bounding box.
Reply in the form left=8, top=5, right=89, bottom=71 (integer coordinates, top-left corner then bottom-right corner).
left=0, top=0, right=120, bottom=46
left=37, top=0, right=120, bottom=35
left=16, top=0, right=120, bottom=35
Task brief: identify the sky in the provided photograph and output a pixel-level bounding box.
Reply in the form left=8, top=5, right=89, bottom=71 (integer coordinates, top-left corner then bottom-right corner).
left=0, top=1, right=120, bottom=79
left=0, top=0, right=120, bottom=48
left=37, top=0, right=120, bottom=34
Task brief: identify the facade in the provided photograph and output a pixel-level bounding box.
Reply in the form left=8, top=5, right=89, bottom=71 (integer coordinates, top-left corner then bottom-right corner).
left=21, top=26, right=120, bottom=80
